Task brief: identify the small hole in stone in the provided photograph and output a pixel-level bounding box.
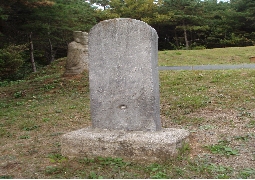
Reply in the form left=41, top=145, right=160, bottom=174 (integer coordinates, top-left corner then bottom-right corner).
left=119, top=104, right=127, bottom=109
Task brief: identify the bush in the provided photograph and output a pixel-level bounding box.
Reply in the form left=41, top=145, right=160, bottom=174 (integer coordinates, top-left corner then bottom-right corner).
left=0, top=44, right=27, bottom=80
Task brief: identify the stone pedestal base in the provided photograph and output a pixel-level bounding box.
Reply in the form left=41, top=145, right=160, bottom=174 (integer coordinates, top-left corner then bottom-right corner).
left=61, top=127, right=189, bottom=162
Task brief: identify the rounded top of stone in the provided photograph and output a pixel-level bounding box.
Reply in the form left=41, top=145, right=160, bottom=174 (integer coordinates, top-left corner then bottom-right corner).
left=100, top=18, right=147, bottom=25
left=89, top=18, right=157, bottom=37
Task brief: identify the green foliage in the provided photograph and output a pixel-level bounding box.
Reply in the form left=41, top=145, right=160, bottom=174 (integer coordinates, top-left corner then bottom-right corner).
left=52, top=0, right=97, bottom=32
left=0, top=7, right=8, bottom=21
left=246, top=120, right=255, bottom=128
left=239, top=168, right=255, bottom=179
left=0, top=175, right=13, bottom=179
left=0, top=127, right=7, bottom=138
left=79, top=157, right=96, bottom=164
left=13, top=91, right=26, bottom=98
left=88, top=172, right=104, bottom=179
left=220, top=33, right=253, bottom=47
left=19, top=120, right=39, bottom=131
left=48, top=153, right=67, bottom=163
left=0, top=0, right=97, bottom=77
left=0, top=45, right=27, bottom=80
left=178, top=143, right=191, bottom=155
left=234, top=134, right=253, bottom=141
left=19, top=135, right=30, bottom=139
left=107, top=0, right=157, bottom=20
left=97, top=157, right=131, bottom=167
left=206, top=163, right=233, bottom=179
left=205, top=140, right=239, bottom=157
left=45, top=166, right=65, bottom=175
left=146, top=164, right=169, bottom=179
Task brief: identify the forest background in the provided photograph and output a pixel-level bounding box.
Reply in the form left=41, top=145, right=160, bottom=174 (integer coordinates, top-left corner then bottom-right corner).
left=0, top=0, right=254, bottom=80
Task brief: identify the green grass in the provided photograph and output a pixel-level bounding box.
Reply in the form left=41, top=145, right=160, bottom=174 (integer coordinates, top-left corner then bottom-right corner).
left=158, top=46, right=255, bottom=66
left=160, top=69, right=255, bottom=118
left=1, top=47, right=255, bottom=178
left=205, top=140, right=239, bottom=157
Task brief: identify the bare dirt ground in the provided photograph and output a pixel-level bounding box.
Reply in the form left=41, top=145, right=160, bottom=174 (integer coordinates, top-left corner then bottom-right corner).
left=163, top=108, right=255, bottom=176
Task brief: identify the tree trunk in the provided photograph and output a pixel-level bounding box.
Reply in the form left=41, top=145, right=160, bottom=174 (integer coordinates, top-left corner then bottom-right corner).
left=48, top=38, right=54, bottom=63
left=29, top=32, right=36, bottom=72
left=183, top=22, right=189, bottom=49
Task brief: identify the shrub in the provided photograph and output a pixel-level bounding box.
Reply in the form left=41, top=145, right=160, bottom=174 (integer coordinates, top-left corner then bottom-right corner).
left=0, top=44, right=27, bottom=80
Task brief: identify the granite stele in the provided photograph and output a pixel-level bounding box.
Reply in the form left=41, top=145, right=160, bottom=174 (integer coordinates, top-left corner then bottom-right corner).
left=61, top=18, right=189, bottom=162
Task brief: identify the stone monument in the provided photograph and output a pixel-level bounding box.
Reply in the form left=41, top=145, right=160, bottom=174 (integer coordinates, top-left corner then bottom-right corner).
left=61, top=18, right=189, bottom=162
left=64, top=31, right=88, bottom=76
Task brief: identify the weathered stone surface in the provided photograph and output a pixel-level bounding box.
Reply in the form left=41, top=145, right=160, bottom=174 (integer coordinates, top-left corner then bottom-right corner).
left=61, top=127, right=189, bottom=162
left=64, top=31, right=88, bottom=75
left=88, top=18, right=161, bottom=131
left=73, top=31, right=88, bottom=45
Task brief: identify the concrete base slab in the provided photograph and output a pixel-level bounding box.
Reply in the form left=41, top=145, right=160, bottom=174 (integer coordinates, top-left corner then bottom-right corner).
left=61, top=127, right=189, bottom=162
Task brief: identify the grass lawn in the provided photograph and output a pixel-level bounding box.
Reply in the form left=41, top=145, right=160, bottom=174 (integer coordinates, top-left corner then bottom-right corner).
left=158, top=46, right=255, bottom=66
left=1, top=46, right=255, bottom=178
